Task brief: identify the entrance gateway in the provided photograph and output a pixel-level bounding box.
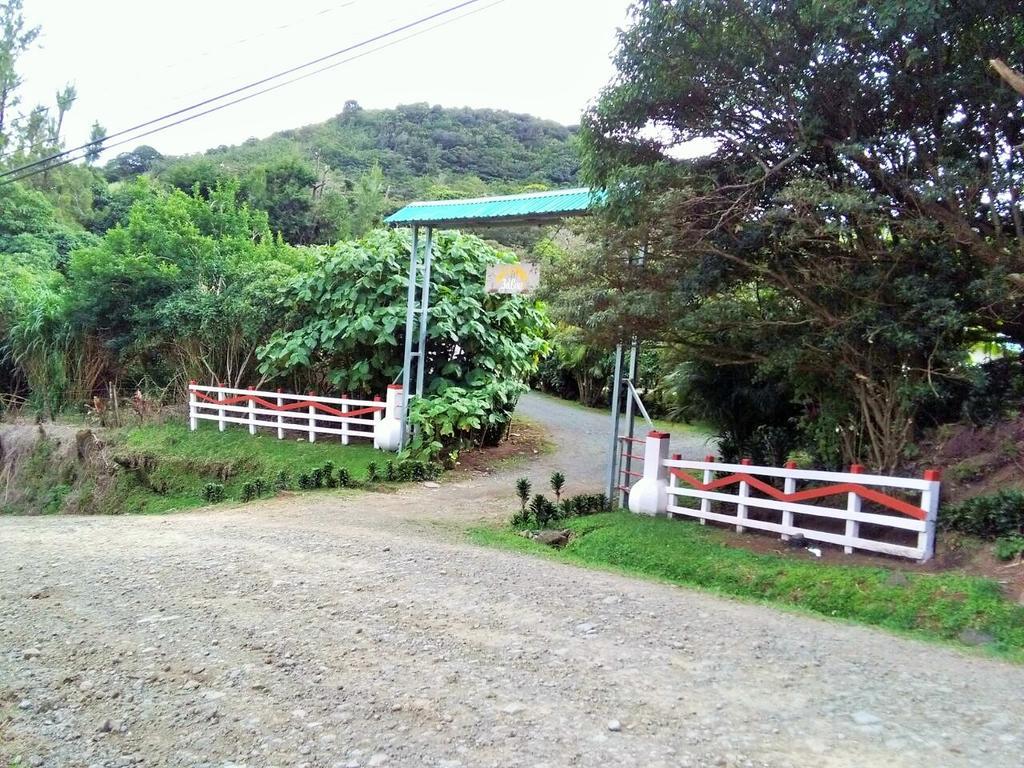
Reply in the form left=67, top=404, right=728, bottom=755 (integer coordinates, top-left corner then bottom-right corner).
left=384, top=187, right=640, bottom=505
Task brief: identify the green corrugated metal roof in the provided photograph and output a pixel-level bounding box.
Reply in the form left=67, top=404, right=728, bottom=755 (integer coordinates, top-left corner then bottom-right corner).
left=384, top=187, right=604, bottom=227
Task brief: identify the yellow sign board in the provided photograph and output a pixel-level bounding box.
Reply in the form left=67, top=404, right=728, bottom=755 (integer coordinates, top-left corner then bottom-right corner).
left=485, top=263, right=540, bottom=294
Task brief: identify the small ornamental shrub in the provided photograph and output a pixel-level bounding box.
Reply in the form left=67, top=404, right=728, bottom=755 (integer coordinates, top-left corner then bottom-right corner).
left=323, top=464, right=338, bottom=488
left=550, top=471, right=565, bottom=502
left=297, top=473, right=313, bottom=490
left=253, top=477, right=269, bottom=497
left=202, top=482, right=225, bottom=503
left=337, top=466, right=352, bottom=488
left=995, top=536, right=1024, bottom=561
left=311, top=467, right=324, bottom=489
left=940, top=490, right=1024, bottom=539
left=558, top=493, right=608, bottom=518
left=274, top=470, right=291, bottom=491
left=530, top=493, right=558, bottom=528
left=384, top=460, right=396, bottom=482
left=367, top=461, right=379, bottom=483
left=240, top=481, right=257, bottom=502
left=516, top=478, right=531, bottom=513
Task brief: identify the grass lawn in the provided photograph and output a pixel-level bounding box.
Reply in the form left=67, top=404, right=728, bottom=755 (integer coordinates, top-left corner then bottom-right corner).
left=470, top=512, right=1024, bottom=662
left=110, top=420, right=383, bottom=514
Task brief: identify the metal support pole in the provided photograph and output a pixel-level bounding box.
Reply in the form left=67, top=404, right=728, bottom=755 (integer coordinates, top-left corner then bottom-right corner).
left=398, top=226, right=420, bottom=450
left=413, top=227, right=434, bottom=438
left=604, top=343, right=625, bottom=506
left=620, top=336, right=640, bottom=507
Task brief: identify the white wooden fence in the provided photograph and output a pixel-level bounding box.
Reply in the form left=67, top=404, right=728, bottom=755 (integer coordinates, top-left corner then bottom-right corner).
left=628, top=432, right=941, bottom=562
left=188, top=383, right=388, bottom=446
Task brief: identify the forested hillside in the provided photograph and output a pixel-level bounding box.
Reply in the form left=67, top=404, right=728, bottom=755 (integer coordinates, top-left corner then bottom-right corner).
left=102, top=103, right=579, bottom=243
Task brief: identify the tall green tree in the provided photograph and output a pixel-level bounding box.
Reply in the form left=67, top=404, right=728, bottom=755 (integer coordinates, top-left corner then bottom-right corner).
left=350, top=161, right=387, bottom=236
left=0, top=0, right=39, bottom=149
left=575, top=0, right=1024, bottom=470
left=67, top=181, right=308, bottom=389
left=84, top=121, right=105, bottom=165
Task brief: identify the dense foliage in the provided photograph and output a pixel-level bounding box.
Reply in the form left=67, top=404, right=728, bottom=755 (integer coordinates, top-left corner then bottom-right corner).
left=260, top=229, right=550, bottom=451
left=0, top=1, right=564, bottom=427
left=102, top=102, right=580, bottom=246
left=68, top=181, right=308, bottom=389
left=555, top=0, right=1024, bottom=471
left=940, top=490, right=1024, bottom=540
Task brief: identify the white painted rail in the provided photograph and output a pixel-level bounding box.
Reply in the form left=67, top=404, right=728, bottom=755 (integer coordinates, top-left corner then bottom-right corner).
left=188, top=382, right=391, bottom=448
left=627, top=432, right=941, bottom=562
left=664, top=457, right=940, bottom=561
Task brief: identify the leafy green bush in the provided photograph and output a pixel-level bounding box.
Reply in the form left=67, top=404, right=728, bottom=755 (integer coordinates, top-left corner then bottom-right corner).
left=940, top=490, right=1024, bottom=539
left=258, top=229, right=549, bottom=421
left=366, top=461, right=379, bottom=483
left=337, top=466, right=352, bottom=488
left=253, top=477, right=269, bottom=497
left=560, top=493, right=608, bottom=518
left=275, top=470, right=291, bottom=491
left=995, top=536, right=1024, bottom=561
left=240, top=481, right=257, bottom=502
left=297, top=473, right=312, bottom=490
left=408, top=381, right=526, bottom=460
left=530, top=494, right=558, bottom=528
left=201, top=482, right=225, bottom=503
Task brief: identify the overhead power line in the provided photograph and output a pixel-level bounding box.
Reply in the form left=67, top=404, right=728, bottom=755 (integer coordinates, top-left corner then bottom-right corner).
left=1, top=0, right=494, bottom=185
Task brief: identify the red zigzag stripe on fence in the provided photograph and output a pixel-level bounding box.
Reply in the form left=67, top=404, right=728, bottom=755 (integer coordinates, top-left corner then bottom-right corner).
left=669, top=468, right=926, bottom=521
left=193, top=391, right=384, bottom=419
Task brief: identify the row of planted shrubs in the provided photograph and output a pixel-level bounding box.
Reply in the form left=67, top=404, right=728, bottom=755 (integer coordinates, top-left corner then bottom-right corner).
left=939, top=488, right=1024, bottom=561
left=511, top=471, right=607, bottom=528
left=200, top=458, right=441, bottom=505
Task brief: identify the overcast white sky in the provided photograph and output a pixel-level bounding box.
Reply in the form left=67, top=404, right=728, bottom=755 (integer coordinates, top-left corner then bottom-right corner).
left=17, top=0, right=634, bottom=161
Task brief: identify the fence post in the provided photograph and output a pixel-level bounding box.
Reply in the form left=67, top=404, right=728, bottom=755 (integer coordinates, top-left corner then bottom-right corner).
left=918, top=469, right=941, bottom=562
left=341, top=393, right=350, bottom=446
left=667, top=453, right=681, bottom=517
left=247, top=386, right=256, bottom=436
left=375, top=387, right=402, bottom=451
left=188, top=380, right=197, bottom=431
left=627, top=431, right=670, bottom=516
left=781, top=460, right=797, bottom=540
left=373, top=395, right=383, bottom=448
left=737, top=458, right=752, bottom=532
left=276, top=389, right=284, bottom=440
left=308, top=391, right=317, bottom=443
left=844, top=464, right=864, bottom=553
left=217, top=382, right=226, bottom=432
left=700, top=454, right=715, bottom=525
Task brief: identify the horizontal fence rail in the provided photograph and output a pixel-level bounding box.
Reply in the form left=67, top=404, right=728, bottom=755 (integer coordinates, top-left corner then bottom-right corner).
left=624, top=431, right=941, bottom=562
left=188, top=383, right=387, bottom=446
left=663, top=457, right=940, bottom=562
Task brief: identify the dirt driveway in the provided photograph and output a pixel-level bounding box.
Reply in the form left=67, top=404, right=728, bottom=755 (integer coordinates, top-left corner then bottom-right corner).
left=2, top=393, right=1022, bottom=768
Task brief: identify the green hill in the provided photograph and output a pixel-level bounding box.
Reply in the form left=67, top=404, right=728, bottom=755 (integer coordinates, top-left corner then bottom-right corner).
left=103, top=102, right=581, bottom=244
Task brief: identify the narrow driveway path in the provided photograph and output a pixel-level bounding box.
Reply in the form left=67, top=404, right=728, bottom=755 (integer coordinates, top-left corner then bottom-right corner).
left=1, top=393, right=1021, bottom=768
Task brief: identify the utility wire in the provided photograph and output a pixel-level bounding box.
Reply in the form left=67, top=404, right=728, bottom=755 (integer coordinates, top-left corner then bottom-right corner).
left=0, top=0, right=385, bottom=164
left=0, top=0, right=489, bottom=182
left=1, top=0, right=504, bottom=187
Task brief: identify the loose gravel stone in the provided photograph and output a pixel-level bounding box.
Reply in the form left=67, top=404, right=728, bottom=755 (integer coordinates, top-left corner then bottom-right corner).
left=1, top=393, right=1020, bottom=768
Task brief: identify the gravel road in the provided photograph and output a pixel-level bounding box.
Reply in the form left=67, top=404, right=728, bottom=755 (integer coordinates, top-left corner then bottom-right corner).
left=2, top=392, right=1022, bottom=768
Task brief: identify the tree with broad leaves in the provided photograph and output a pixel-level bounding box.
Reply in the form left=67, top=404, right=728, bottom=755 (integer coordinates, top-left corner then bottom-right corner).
left=572, top=0, right=1024, bottom=471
